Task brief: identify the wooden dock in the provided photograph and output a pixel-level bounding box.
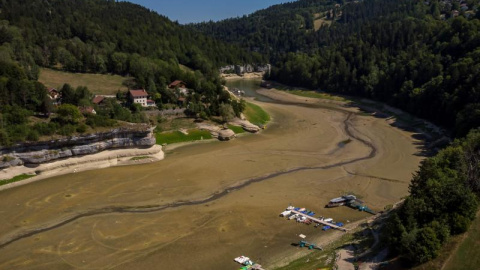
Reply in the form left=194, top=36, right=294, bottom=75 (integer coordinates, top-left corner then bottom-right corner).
left=290, top=210, right=348, bottom=232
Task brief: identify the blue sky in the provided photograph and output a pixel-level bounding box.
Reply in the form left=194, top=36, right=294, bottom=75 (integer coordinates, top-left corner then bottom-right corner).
left=127, top=0, right=293, bottom=24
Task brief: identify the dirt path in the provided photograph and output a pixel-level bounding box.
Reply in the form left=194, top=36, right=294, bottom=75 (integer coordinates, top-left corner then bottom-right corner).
left=337, top=246, right=356, bottom=270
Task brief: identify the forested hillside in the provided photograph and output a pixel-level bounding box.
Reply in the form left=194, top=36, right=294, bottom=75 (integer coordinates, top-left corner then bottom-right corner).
left=270, top=0, right=480, bottom=136
left=192, top=0, right=339, bottom=59
left=195, top=0, right=480, bottom=136
left=0, top=0, right=263, bottom=79
left=0, top=0, right=260, bottom=146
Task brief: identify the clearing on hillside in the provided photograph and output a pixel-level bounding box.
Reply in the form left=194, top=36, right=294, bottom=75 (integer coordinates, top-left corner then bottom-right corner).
left=39, top=68, right=131, bottom=95
left=314, top=17, right=332, bottom=31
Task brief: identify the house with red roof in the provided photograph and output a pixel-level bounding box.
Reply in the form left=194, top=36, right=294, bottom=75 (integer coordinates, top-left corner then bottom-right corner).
left=168, top=80, right=186, bottom=89
left=92, top=95, right=106, bottom=105
left=129, top=89, right=156, bottom=108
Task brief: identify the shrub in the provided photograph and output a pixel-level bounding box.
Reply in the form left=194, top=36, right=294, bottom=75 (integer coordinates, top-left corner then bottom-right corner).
left=26, top=130, right=39, bottom=141
left=76, top=123, right=88, bottom=133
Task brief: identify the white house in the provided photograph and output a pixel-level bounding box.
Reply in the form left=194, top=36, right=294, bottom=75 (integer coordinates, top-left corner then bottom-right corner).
left=129, top=89, right=149, bottom=107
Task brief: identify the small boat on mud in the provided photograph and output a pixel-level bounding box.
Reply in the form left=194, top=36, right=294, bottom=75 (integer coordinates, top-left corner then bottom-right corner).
left=326, top=195, right=357, bottom=207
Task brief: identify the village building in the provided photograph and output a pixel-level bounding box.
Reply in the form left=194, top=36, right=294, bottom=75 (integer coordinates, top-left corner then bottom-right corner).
left=169, top=80, right=189, bottom=95
left=128, top=89, right=156, bottom=108
left=92, top=95, right=106, bottom=106
left=47, top=88, right=61, bottom=105
left=79, top=106, right=96, bottom=115
left=147, top=99, right=156, bottom=107
left=168, top=80, right=186, bottom=89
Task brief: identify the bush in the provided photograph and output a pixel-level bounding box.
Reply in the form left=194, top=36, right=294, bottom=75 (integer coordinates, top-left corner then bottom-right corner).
left=26, top=130, right=39, bottom=141
left=0, top=129, right=10, bottom=146
left=58, top=124, right=76, bottom=136
left=76, top=123, right=88, bottom=133
left=33, top=122, right=58, bottom=136
left=86, top=115, right=117, bottom=128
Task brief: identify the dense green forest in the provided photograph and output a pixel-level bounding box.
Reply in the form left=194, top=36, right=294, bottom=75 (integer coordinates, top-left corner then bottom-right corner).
left=385, top=129, right=480, bottom=265
left=191, top=0, right=338, bottom=59
left=0, top=0, right=262, bottom=146
left=269, top=0, right=480, bottom=136
left=0, top=0, right=263, bottom=77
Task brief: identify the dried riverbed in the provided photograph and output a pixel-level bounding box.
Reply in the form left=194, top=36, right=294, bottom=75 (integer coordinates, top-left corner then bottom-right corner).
left=0, top=88, right=424, bottom=269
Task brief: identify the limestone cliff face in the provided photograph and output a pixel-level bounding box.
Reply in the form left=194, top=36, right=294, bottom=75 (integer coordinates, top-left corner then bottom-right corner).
left=0, top=126, right=156, bottom=169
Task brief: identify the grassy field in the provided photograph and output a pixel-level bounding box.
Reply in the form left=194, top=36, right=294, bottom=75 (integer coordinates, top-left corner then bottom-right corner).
left=283, top=89, right=347, bottom=102
left=442, top=212, right=480, bottom=270
left=314, top=18, right=332, bottom=31
left=244, top=102, right=270, bottom=126
left=156, top=118, right=197, bottom=133
left=156, top=129, right=212, bottom=145
left=39, top=68, right=130, bottom=95
left=275, top=233, right=355, bottom=270
left=0, top=174, right=35, bottom=186
left=227, top=124, right=245, bottom=134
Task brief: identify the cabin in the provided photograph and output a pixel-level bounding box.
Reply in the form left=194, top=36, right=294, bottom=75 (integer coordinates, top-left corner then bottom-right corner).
left=47, top=88, right=60, bottom=99
left=47, top=88, right=61, bottom=105
left=92, top=96, right=106, bottom=106
left=79, top=106, right=96, bottom=115
left=168, top=80, right=187, bottom=89
left=147, top=99, right=156, bottom=107
left=129, top=89, right=149, bottom=107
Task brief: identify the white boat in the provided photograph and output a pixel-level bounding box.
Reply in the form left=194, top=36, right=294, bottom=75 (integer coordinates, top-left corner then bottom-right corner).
left=234, top=256, right=253, bottom=266
left=289, top=214, right=298, bottom=220
left=324, top=218, right=333, bottom=223
left=280, top=210, right=292, bottom=217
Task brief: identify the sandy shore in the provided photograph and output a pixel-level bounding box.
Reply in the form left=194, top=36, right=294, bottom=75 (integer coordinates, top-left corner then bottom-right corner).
left=221, top=72, right=264, bottom=80
left=0, top=145, right=164, bottom=191
left=0, top=88, right=424, bottom=270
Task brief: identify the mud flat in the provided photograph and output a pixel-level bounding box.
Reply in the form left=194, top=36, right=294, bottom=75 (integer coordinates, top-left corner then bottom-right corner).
left=0, top=89, right=424, bottom=269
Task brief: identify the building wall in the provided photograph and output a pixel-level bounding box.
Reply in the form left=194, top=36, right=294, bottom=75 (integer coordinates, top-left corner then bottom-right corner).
left=133, top=97, right=147, bottom=107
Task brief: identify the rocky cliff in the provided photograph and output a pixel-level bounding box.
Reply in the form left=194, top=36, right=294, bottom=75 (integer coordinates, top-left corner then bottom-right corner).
left=0, top=125, right=156, bottom=169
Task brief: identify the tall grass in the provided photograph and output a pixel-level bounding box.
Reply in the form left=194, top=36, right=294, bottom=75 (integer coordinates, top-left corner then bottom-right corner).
left=244, top=102, right=270, bottom=126
left=0, top=174, right=35, bottom=186
left=156, top=129, right=212, bottom=145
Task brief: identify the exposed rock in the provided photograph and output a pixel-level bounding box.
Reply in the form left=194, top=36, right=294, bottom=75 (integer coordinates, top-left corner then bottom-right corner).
left=229, top=118, right=261, bottom=133
left=196, top=123, right=222, bottom=138
left=0, top=126, right=156, bottom=168
left=0, top=156, right=24, bottom=169
left=218, top=129, right=236, bottom=141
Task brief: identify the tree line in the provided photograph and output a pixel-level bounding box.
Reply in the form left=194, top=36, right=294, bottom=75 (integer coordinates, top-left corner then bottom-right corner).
left=384, top=129, right=480, bottom=265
